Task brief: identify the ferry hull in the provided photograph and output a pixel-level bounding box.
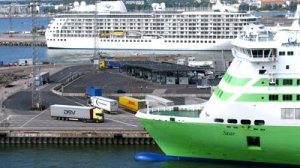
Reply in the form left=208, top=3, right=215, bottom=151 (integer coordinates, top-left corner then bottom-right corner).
left=139, top=118, right=300, bottom=165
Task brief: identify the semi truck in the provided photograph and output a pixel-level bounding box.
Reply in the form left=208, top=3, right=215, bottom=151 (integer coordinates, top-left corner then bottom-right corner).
left=90, top=96, right=118, bottom=114
left=119, top=96, right=146, bottom=113
left=50, top=104, right=104, bottom=123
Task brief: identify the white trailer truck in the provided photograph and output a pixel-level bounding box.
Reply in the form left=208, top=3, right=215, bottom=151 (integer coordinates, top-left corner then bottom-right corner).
left=90, top=96, right=118, bottom=114
left=50, top=104, right=104, bottom=123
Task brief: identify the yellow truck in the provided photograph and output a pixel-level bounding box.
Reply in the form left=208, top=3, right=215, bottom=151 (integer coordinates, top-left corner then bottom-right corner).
left=119, top=96, right=146, bottom=113
left=99, top=60, right=106, bottom=69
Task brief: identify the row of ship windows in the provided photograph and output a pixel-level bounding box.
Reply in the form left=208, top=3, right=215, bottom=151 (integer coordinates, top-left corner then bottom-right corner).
left=50, top=29, right=238, bottom=34
left=268, top=79, right=300, bottom=86
left=269, top=94, right=300, bottom=101
left=214, top=118, right=265, bottom=125
left=235, top=46, right=294, bottom=57
left=47, top=39, right=66, bottom=42
left=61, top=16, right=249, bottom=22
left=279, top=51, right=294, bottom=56
left=59, top=23, right=245, bottom=27
left=51, top=34, right=236, bottom=39
left=100, top=39, right=152, bottom=42
left=164, top=40, right=216, bottom=43
left=47, top=38, right=218, bottom=44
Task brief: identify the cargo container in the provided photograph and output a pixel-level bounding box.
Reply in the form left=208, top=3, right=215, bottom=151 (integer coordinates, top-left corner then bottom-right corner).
left=0, top=61, right=3, bottom=67
left=90, top=96, right=118, bottom=114
left=105, top=60, right=121, bottom=69
left=119, top=96, right=146, bottom=113
left=86, top=87, right=102, bottom=97
left=50, top=104, right=104, bottom=123
left=34, top=72, right=50, bottom=86
left=145, top=95, right=174, bottom=107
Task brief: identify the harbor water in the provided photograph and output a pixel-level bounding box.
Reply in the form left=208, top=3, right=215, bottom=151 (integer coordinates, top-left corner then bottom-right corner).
left=0, top=46, right=233, bottom=65
left=0, top=17, right=51, bottom=33
left=0, top=144, right=274, bottom=168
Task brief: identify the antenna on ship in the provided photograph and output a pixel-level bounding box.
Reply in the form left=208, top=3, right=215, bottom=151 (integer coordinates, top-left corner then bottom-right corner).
left=30, top=0, right=42, bottom=110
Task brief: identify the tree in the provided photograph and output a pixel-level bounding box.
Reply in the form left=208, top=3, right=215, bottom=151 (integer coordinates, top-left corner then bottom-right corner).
left=239, top=3, right=249, bottom=12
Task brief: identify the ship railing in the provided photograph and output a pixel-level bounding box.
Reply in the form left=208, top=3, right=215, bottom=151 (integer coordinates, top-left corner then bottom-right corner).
left=282, top=42, right=300, bottom=47
left=139, top=104, right=204, bottom=117
left=239, top=35, right=274, bottom=42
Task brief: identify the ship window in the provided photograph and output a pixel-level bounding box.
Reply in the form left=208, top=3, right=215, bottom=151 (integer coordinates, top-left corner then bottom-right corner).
left=247, top=136, right=261, bottom=148
left=214, top=118, right=224, bottom=123
left=283, top=94, right=293, bottom=101
left=241, top=119, right=251, bottom=125
left=286, top=65, right=290, bottom=69
left=295, top=109, right=300, bottom=119
left=252, top=50, right=263, bottom=58
left=254, top=120, right=265, bottom=125
left=283, top=79, right=293, bottom=85
left=287, top=51, right=294, bottom=56
left=263, top=50, right=270, bottom=58
left=227, top=119, right=237, bottom=124
left=281, top=108, right=294, bottom=119
left=269, top=94, right=278, bottom=101
left=279, top=51, right=285, bottom=56
left=297, top=79, right=300, bottom=85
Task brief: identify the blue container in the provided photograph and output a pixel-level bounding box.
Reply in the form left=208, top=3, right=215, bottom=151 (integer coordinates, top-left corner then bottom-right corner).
left=87, top=87, right=102, bottom=97
left=0, top=61, right=3, bottom=67
left=105, top=61, right=120, bottom=68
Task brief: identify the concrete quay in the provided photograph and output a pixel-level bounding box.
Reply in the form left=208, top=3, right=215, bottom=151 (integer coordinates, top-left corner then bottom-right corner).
left=0, top=34, right=46, bottom=46
left=0, top=130, right=154, bottom=145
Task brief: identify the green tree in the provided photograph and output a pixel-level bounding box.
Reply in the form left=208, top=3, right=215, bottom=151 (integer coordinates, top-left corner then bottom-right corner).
left=239, top=3, right=249, bottom=12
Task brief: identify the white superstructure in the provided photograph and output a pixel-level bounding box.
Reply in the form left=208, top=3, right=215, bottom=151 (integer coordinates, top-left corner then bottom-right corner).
left=45, top=0, right=259, bottom=51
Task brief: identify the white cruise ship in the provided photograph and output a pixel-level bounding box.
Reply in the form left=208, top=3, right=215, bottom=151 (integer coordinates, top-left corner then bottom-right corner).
left=45, top=0, right=259, bottom=51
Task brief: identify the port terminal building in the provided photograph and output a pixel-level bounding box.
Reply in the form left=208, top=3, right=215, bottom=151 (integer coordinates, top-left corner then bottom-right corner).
left=120, top=61, right=205, bottom=85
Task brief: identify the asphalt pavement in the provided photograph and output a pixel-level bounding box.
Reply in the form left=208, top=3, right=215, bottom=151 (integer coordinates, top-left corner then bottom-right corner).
left=1, top=63, right=212, bottom=131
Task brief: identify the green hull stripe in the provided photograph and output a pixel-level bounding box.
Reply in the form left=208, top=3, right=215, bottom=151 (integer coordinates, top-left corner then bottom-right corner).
left=139, top=118, right=300, bottom=165
left=222, top=72, right=251, bottom=86
left=214, top=86, right=233, bottom=101
left=254, top=78, right=300, bottom=87
left=237, top=93, right=300, bottom=102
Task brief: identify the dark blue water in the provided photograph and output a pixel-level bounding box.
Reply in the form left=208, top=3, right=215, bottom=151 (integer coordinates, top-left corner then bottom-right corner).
left=0, top=144, right=273, bottom=168
left=0, top=17, right=51, bottom=33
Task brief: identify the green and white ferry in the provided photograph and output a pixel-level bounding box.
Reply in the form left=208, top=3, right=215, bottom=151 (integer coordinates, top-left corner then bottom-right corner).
left=136, top=6, right=300, bottom=165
